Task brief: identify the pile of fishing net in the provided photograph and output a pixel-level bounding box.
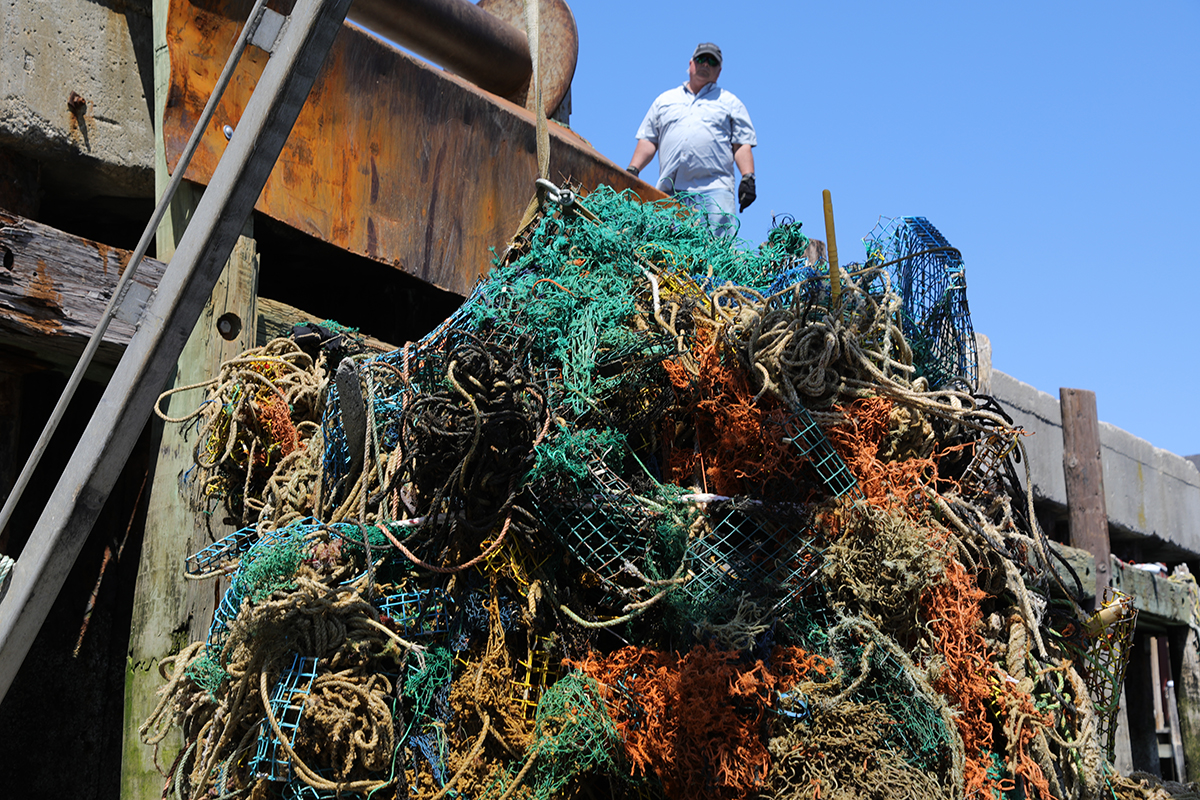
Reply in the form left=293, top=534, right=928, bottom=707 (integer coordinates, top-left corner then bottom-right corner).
left=145, top=185, right=1151, bottom=799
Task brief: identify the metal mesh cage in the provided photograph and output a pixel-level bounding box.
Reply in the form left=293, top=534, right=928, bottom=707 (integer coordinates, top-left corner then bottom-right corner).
left=374, top=587, right=453, bottom=639
left=531, top=457, right=657, bottom=589
left=784, top=409, right=859, bottom=498
left=185, top=526, right=259, bottom=576
left=483, top=534, right=553, bottom=594
left=841, top=639, right=950, bottom=772
left=866, top=216, right=978, bottom=390
left=250, top=653, right=319, bottom=781
left=511, top=636, right=560, bottom=721
left=204, top=525, right=303, bottom=654
left=585, top=337, right=676, bottom=437
left=959, top=429, right=1020, bottom=502
left=680, top=501, right=825, bottom=612
left=1077, top=591, right=1137, bottom=761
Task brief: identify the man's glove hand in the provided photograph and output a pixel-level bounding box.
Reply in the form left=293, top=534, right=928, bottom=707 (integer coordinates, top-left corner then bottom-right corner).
left=738, top=173, right=756, bottom=212
left=626, top=165, right=641, bottom=177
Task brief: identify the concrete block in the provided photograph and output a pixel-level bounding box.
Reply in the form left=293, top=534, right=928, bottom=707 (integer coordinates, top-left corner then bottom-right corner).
left=1, top=0, right=155, bottom=196
left=992, top=370, right=1200, bottom=558
left=991, top=370, right=1068, bottom=505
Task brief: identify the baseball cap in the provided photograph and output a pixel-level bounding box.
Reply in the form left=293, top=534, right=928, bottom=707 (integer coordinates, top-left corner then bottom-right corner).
left=692, top=43, right=722, bottom=66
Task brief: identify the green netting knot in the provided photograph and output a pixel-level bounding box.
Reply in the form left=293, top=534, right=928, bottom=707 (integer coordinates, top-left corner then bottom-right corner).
left=186, top=654, right=230, bottom=699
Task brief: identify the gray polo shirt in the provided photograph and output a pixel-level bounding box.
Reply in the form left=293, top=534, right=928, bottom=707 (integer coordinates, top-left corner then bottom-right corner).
left=636, top=81, right=757, bottom=196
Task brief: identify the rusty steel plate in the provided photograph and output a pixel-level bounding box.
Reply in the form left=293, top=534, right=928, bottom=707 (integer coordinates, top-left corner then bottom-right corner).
left=163, top=0, right=662, bottom=298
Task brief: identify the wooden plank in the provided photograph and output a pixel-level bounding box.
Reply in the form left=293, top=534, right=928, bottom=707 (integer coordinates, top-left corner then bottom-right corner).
left=120, top=221, right=261, bottom=797
left=119, top=0, right=257, bottom=791
left=0, top=210, right=392, bottom=369
left=1127, top=632, right=1165, bottom=776
left=255, top=296, right=394, bottom=352
left=163, top=0, right=665, bottom=299
left=1060, top=387, right=1112, bottom=607
left=0, top=210, right=167, bottom=369
left=1168, top=679, right=1187, bottom=780
left=1050, top=543, right=1199, bottom=627
left=1170, top=626, right=1200, bottom=782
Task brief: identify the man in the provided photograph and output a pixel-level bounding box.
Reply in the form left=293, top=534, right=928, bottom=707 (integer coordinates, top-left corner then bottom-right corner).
left=627, top=42, right=757, bottom=236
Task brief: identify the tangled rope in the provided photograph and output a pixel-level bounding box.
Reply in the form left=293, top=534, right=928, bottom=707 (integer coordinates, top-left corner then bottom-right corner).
left=141, top=184, right=1143, bottom=800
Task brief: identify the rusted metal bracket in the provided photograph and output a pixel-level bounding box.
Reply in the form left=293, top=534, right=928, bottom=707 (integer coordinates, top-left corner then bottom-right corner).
left=250, top=6, right=288, bottom=52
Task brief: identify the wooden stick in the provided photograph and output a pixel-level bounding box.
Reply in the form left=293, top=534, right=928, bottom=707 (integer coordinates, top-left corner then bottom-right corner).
left=823, top=189, right=841, bottom=307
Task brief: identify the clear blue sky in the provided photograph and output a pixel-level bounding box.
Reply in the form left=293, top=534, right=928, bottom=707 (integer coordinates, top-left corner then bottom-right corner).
left=563, top=1, right=1200, bottom=457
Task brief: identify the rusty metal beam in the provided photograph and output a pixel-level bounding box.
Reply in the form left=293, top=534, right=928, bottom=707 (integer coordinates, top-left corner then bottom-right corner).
left=164, top=0, right=662, bottom=299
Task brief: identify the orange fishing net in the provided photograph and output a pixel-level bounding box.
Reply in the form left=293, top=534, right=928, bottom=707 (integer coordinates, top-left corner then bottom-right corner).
left=662, top=330, right=806, bottom=497
left=999, top=681, right=1055, bottom=800
left=922, top=556, right=1054, bottom=799
left=922, top=557, right=1001, bottom=798
left=572, top=645, right=831, bottom=800
left=823, top=397, right=940, bottom=513
left=256, top=392, right=300, bottom=464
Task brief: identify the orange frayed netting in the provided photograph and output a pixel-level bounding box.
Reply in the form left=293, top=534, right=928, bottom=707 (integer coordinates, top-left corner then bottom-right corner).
left=922, top=556, right=1007, bottom=798
left=573, top=645, right=831, bottom=800
left=823, top=397, right=957, bottom=514
left=662, top=329, right=808, bottom=498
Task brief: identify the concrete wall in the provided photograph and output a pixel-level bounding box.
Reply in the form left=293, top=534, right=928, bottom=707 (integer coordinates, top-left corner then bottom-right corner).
left=1, top=0, right=155, bottom=197
left=991, top=369, right=1200, bottom=561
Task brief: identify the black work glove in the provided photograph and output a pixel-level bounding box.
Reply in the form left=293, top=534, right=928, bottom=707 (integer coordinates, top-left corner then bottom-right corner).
left=738, top=173, right=756, bottom=212
left=626, top=165, right=641, bottom=176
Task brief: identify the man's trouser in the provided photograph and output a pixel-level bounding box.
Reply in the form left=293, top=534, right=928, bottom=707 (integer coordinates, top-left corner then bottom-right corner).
left=678, top=189, right=737, bottom=237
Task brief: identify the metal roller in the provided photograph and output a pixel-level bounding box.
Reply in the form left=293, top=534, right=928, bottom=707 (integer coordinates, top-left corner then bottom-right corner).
left=347, top=0, right=576, bottom=116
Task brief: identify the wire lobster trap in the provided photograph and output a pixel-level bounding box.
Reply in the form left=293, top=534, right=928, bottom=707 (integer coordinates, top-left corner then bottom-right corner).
left=511, top=636, right=561, bottom=722
left=1077, top=591, right=1137, bottom=761
left=835, top=633, right=952, bottom=773
left=529, top=456, right=661, bottom=597
left=202, top=524, right=306, bottom=655
left=584, top=336, right=677, bottom=441
left=186, top=527, right=261, bottom=577
left=482, top=533, right=553, bottom=595
left=865, top=216, right=977, bottom=391
left=251, top=653, right=320, bottom=782
left=680, top=499, right=825, bottom=615
left=374, top=587, right=453, bottom=639
left=784, top=409, right=860, bottom=498
left=958, top=427, right=1021, bottom=503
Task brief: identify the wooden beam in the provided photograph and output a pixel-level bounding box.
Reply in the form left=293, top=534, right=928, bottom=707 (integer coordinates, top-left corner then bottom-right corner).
left=0, top=210, right=167, bottom=371
left=1170, top=626, right=1200, bottom=782
left=1050, top=542, right=1200, bottom=628
left=255, top=296, right=393, bottom=351
left=1060, top=387, right=1112, bottom=608
left=1127, top=632, right=1165, bottom=776
left=118, top=0, right=250, bottom=791
left=0, top=211, right=392, bottom=370
left=120, top=195, right=259, bottom=800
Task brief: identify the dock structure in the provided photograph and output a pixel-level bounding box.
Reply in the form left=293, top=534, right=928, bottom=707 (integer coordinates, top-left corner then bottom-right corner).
left=1, top=0, right=1198, bottom=795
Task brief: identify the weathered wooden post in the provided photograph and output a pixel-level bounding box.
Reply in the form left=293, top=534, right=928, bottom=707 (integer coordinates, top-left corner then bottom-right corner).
left=1059, top=387, right=1111, bottom=607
